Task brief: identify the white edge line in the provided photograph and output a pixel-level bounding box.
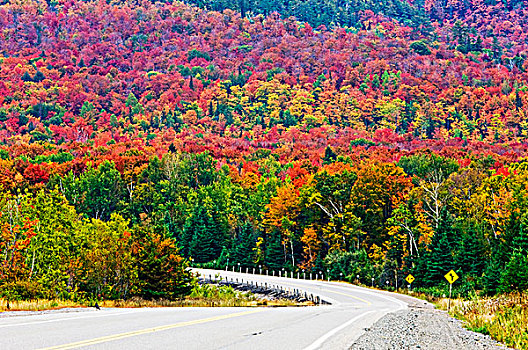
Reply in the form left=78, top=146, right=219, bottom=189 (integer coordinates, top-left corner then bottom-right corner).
left=0, top=310, right=142, bottom=328
left=302, top=310, right=376, bottom=350
left=324, top=283, right=408, bottom=309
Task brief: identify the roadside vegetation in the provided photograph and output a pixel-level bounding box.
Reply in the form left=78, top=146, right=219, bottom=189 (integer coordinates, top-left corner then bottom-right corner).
left=0, top=284, right=296, bottom=312
left=396, top=288, right=528, bottom=350
left=440, top=294, right=528, bottom=350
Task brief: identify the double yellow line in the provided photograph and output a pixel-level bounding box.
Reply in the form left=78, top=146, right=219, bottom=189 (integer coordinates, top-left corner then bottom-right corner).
left=39, top=309, right=262, bottom=350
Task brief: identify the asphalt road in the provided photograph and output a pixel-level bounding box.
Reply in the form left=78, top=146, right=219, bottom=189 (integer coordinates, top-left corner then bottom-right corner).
left=1, top=269, right=411, bottom=350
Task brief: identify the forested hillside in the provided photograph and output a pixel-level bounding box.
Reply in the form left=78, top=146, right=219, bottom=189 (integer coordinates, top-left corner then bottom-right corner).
left=1, top=0, right=528, bottom=301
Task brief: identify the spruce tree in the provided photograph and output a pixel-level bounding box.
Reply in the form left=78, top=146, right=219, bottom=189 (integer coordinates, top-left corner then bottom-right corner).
left=190, top=207, right=223, bottom=263
left=231, top=222, right=255, bottom=267
left=33, top=70, right=45, bottom=82
left=264, top=232, right=284, bottom=270
left=420, top=209, right=456, bottom=286
left=482, top=253, right=503, bottom=295
left=499, top=224, right=528, bottom=292
left=322, top=146, right=337, bottom=165
left=187, top=207, right=208, bottom=261
left=499, top=250, right=528, bottom=293
left=455, top=226, right=486, bottom=277
left=21, top=71, right=33, bottom=82
left=183, top=206, right=222, bottom=263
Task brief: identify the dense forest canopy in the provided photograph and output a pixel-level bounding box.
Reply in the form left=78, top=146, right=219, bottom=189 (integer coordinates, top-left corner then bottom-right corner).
left=1, top=0, right=528, bottom=300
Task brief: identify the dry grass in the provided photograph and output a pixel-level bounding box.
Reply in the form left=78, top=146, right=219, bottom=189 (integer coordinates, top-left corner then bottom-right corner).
left=433, top=294, right=528, bottom=350
left=393, top=289, right=528, bottom=349
left=0, top=298, right=83, bottom=312
left=0, top=284, right=301, bottom=312
left=0, top=297, right=297, bottom=312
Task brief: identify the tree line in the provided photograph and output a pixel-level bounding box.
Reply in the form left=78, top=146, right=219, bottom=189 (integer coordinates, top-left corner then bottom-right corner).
left=3, top=149, right=528, bottom=299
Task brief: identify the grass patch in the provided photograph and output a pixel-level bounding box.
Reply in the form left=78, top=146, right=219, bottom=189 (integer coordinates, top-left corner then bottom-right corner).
left=0, top=298, right=85, bottom=312
left=444, top=294, right=528, bottom=349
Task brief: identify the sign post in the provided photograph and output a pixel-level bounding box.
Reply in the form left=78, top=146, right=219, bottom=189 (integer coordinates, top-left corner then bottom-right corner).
left=444, top=270, right=459, bottom=312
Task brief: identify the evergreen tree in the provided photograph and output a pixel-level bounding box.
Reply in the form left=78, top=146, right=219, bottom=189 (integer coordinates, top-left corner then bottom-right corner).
left=230, top=222, right=255, bottom=267
left=322, top=146, right=337, bottom=165
left=282, top=110, right=297, bottom=127
left=418, top=209, right=456, bottom=286
left=482, top=253, right=503, bottom=295
left=125, top=92, right=143, bottom=121
left=455, top=226, right=486, bottom=277
left=21, top=71, right=33, bottom=82
left=499, top=224, right=528, bottom=292
left=180, top=216, right=194, bottom=258
left=133, top=223, right=193, bottom=299
left=208, top=100, right=215, bottom=116
left=500, top=249, right=528, bottom=293
left=264, top=231, right=284, bottom=270
left=33, top=71, right=45, bottom=82
left=187, top=206, right=223, bottom=263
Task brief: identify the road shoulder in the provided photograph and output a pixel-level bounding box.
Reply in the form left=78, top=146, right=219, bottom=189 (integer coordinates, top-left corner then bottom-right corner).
left=349, top=306, right=510, bottom=350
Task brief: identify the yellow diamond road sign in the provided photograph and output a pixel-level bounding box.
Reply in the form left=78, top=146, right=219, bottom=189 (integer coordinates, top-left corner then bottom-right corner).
left=444, top=270, right=459, bottom=284
left=405, top=274, right=415, bottom=284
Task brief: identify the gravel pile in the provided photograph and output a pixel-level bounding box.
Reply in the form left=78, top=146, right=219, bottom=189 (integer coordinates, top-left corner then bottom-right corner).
left=350, top=307, right=510, bottom=350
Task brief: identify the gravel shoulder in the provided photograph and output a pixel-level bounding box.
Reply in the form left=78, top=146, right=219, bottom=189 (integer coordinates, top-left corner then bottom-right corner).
left=350, top=305, right=510, bottom=350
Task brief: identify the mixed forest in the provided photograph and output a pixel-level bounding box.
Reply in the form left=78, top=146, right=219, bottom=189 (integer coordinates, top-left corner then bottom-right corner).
left=1, top=0, right=528, bottom=301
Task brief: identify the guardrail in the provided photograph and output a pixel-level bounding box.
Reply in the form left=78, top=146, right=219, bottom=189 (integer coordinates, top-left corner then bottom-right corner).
left=198, top=273, right=330, bottom=305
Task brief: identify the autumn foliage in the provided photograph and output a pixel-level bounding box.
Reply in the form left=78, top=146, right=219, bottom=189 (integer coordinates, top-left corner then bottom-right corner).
left=1, top=0, right=528, bottom=299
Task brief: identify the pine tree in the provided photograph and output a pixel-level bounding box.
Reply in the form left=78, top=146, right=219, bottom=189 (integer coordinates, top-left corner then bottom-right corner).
left=419, top=209, right=456, bottom=287
left=499, top=225, right=528, bottom=292
left=500, top=250, right=528, bottom=293
left=33, top=71, right=45, bottom=82
left=482, top=253, right=503, bottom=295
left=455, top=226, right=486, bottom=277
left=21, top=71, right=33, bottom=82
left=188, top=207, right=222, bottom=263
left=322, top=146, right=337, bottom=165
left=264, top=232, right=284, bottom=270
left=231, top=222, right=255, bottom=267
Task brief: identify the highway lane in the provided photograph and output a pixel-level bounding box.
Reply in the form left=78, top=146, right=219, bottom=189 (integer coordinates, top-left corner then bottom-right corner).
left=1, top=269, right=409, bottom=350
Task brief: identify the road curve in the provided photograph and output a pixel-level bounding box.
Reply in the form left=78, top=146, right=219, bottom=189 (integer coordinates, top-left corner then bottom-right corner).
left=1, top=269, right=413, bottom=350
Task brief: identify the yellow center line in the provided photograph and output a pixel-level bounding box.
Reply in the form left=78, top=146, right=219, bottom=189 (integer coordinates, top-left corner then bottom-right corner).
left=38, top=309, right=263, bottom=350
